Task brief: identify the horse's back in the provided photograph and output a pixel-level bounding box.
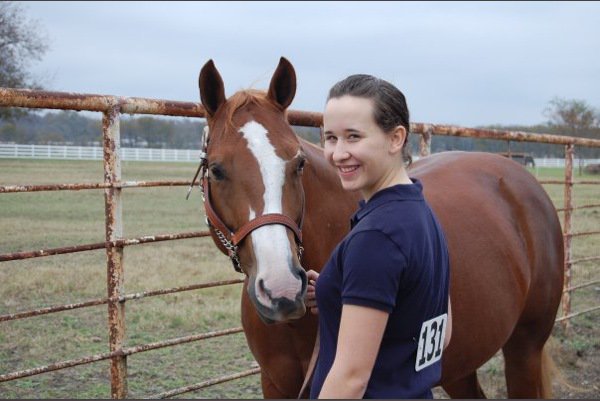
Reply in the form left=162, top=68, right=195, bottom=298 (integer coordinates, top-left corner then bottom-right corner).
left=409, top=151, right=564, bottom=382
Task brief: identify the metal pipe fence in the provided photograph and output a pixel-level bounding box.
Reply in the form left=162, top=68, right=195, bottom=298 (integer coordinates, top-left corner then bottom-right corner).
left=1, top=87, right=599, bottom=397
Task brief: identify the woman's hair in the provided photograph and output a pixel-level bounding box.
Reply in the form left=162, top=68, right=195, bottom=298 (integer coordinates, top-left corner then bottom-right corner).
left=327, top=74, right=412, bottom=165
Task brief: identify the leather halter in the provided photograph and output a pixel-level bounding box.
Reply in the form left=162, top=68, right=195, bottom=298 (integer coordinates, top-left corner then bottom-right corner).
left=188, top=126, right=305, bottom=273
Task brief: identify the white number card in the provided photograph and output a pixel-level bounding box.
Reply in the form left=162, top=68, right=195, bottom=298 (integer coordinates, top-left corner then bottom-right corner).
left=415, top=313, right=447, bottom=372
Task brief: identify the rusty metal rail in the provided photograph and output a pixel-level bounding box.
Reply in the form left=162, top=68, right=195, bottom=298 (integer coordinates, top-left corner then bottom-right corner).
left=555, top=305, right=600, bottom=322
left=568, top=230, right=600, bottom=238
left=0, top=278, right=244, bottom=322
left=556, top=203, right=600, bottom=212
left=411, top=122, right=600, bottom=148
left=0, top=180, right=193, bottom=193
left=570, top=256, right=600, bottom=264
left=151, top=367, right=262, bottom=399
left=0, top=88, right=322, bottom=126
left=0, top=327, right=245, bottom=383
left=0, top=231, right=211, bottom=262
left=1, top=87, right=599, bottom=397
left=564, top=279, right=600, bottom=293
left=539, top=180, right=600, bottom=185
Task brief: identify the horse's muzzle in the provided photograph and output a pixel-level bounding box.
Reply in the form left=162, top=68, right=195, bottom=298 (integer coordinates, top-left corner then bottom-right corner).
left=248, top=267, right=307, bottom=324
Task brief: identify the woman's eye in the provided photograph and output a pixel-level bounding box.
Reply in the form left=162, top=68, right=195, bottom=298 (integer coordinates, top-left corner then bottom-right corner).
left=348, top=134, right=360, bottom=140
left=324, top=135, right=336, bottom=142
left=210, top=165, right=225, bottom=181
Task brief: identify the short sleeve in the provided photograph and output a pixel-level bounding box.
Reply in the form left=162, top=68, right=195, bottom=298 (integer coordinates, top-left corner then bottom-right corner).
left=341, top=230, right=408, bottom=313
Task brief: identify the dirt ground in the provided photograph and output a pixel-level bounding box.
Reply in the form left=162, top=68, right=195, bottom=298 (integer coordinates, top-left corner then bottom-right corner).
left=551, top=321, right=600, bottom=399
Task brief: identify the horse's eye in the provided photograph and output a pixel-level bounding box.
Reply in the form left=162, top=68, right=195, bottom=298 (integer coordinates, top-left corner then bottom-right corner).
left=297, top=157, right=306, bottom=174
left=210, top=164, right=226, bottom=181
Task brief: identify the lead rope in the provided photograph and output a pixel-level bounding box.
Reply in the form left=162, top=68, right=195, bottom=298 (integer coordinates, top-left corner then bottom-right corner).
left=298, top=327, right=320, bottom=399
left=185, top=126, right=210, bottom=201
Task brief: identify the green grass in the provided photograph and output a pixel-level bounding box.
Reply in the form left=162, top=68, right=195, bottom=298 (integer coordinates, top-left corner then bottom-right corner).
left=0, top=158, right=258, bottom=398
left=1, top=158, right=599, bottom=399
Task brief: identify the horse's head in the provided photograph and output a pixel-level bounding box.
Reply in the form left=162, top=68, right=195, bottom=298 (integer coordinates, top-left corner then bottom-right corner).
left=198, top=57, right=308, bottom=324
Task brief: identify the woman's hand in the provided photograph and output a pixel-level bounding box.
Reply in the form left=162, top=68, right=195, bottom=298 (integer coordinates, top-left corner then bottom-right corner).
left=304, top=269, right=320, bottom=315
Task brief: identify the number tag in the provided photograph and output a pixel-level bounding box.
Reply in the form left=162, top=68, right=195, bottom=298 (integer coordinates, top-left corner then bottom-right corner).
left=415, top=313, right=447, bottom=372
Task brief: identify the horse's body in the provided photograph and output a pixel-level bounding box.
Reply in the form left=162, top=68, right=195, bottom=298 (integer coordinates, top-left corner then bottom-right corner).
left=410, top=151, right=564, bottom=397
left=197, top=58, right=564, bottom=398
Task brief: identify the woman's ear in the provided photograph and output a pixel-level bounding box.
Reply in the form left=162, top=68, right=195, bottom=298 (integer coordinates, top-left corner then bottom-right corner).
left=388, top=125, right=407, bottom=155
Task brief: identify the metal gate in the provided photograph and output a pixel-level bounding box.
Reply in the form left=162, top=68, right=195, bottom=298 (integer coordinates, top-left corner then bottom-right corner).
left=1, top=88, right=599, bottom=398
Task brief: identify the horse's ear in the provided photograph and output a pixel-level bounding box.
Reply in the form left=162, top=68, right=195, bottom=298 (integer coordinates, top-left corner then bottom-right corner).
left=268, top=57, right=296, bottom=110
left=199, top=59, right=226, bottom=118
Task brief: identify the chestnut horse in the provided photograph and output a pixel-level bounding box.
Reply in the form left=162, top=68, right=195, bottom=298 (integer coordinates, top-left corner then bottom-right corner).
left=196, top=57, right=564, bottom=398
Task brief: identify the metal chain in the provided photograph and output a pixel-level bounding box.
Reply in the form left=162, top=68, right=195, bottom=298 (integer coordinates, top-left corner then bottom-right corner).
left=213, top=226, right=243, bottom=273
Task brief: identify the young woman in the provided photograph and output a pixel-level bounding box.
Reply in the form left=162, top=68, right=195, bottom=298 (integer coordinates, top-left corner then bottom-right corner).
left=304, top=74, right=452, bottom=399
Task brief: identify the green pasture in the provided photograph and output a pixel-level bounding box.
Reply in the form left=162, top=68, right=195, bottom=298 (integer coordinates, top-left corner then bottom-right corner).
left=0, top=158, right=598, bottom=398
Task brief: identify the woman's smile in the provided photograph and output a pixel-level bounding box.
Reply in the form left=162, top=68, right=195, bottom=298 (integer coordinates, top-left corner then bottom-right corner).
left=337, top=164, right=360, bottom=177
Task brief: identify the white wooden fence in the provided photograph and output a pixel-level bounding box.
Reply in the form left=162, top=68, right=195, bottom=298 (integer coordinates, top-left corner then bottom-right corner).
left=0, top=144, right=201, bottom=162
left=1, top=143, right=599, bottom=167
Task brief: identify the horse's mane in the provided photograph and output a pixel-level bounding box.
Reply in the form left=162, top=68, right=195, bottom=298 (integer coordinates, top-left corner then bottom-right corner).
left=222, top=91, right=321, bottom=152
left=223, top=90, right=283, bottom=131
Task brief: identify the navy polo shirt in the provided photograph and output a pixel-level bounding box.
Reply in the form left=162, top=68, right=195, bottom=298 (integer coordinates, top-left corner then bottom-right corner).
left=310, top=179, right=450, bottom=399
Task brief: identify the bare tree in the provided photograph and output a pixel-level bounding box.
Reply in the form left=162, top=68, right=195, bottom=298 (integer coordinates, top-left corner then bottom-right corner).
left=544, top=97, right=600, bottom=170
left=543, top=97, right=598, bottom=135
left=0, top=1, right=50, bottom=120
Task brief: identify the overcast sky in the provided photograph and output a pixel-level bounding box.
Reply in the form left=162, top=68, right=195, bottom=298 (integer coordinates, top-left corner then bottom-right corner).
left=23, top=1, right=600, bottom=127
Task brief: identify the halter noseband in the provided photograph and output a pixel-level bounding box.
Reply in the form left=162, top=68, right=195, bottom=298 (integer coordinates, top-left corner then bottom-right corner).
left=188, top=126, right=305, bottom=274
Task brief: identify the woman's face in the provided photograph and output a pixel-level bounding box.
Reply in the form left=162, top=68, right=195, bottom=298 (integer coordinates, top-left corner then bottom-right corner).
left=322, top=95, right=403, bottom=200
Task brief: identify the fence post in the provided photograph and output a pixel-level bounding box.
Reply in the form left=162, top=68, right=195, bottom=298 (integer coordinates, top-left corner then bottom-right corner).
left=419, top=126, right=432, bottom=157
left=561, top=143, right=574, bottom=331
left=103, top=105, right=128, bottom=398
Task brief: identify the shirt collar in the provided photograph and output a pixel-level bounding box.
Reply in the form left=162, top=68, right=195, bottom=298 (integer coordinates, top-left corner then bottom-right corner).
left=350, top=178, right=424, bottom=228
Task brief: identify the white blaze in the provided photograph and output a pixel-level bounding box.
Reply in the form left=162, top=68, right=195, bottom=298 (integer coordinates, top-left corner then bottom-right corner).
left=239, top=121, right=301, bottom=306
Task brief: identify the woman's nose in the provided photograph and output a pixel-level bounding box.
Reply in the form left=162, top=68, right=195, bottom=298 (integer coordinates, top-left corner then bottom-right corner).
left=332, top=142, right=350, bottom=162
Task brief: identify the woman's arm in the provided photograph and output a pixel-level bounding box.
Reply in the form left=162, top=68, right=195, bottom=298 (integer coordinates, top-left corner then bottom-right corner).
left=318, top=304, right=389, bottom=399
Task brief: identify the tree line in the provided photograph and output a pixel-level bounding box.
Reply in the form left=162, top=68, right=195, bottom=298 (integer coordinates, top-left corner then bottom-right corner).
left=0, top=111, right=324, bottom=151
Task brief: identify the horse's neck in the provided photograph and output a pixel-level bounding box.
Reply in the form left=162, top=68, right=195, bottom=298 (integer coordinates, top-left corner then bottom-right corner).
left=299, top=138, right=361, bottom=271
left=300, top=138, right=344, bottom=196
left=300, top=137, right=360, bottom=210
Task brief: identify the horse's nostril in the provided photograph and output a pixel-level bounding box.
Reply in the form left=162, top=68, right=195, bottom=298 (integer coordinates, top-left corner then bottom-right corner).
left=257, top=278, right=270, bottom=300
left=297, top=268, right=308, bottom=294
